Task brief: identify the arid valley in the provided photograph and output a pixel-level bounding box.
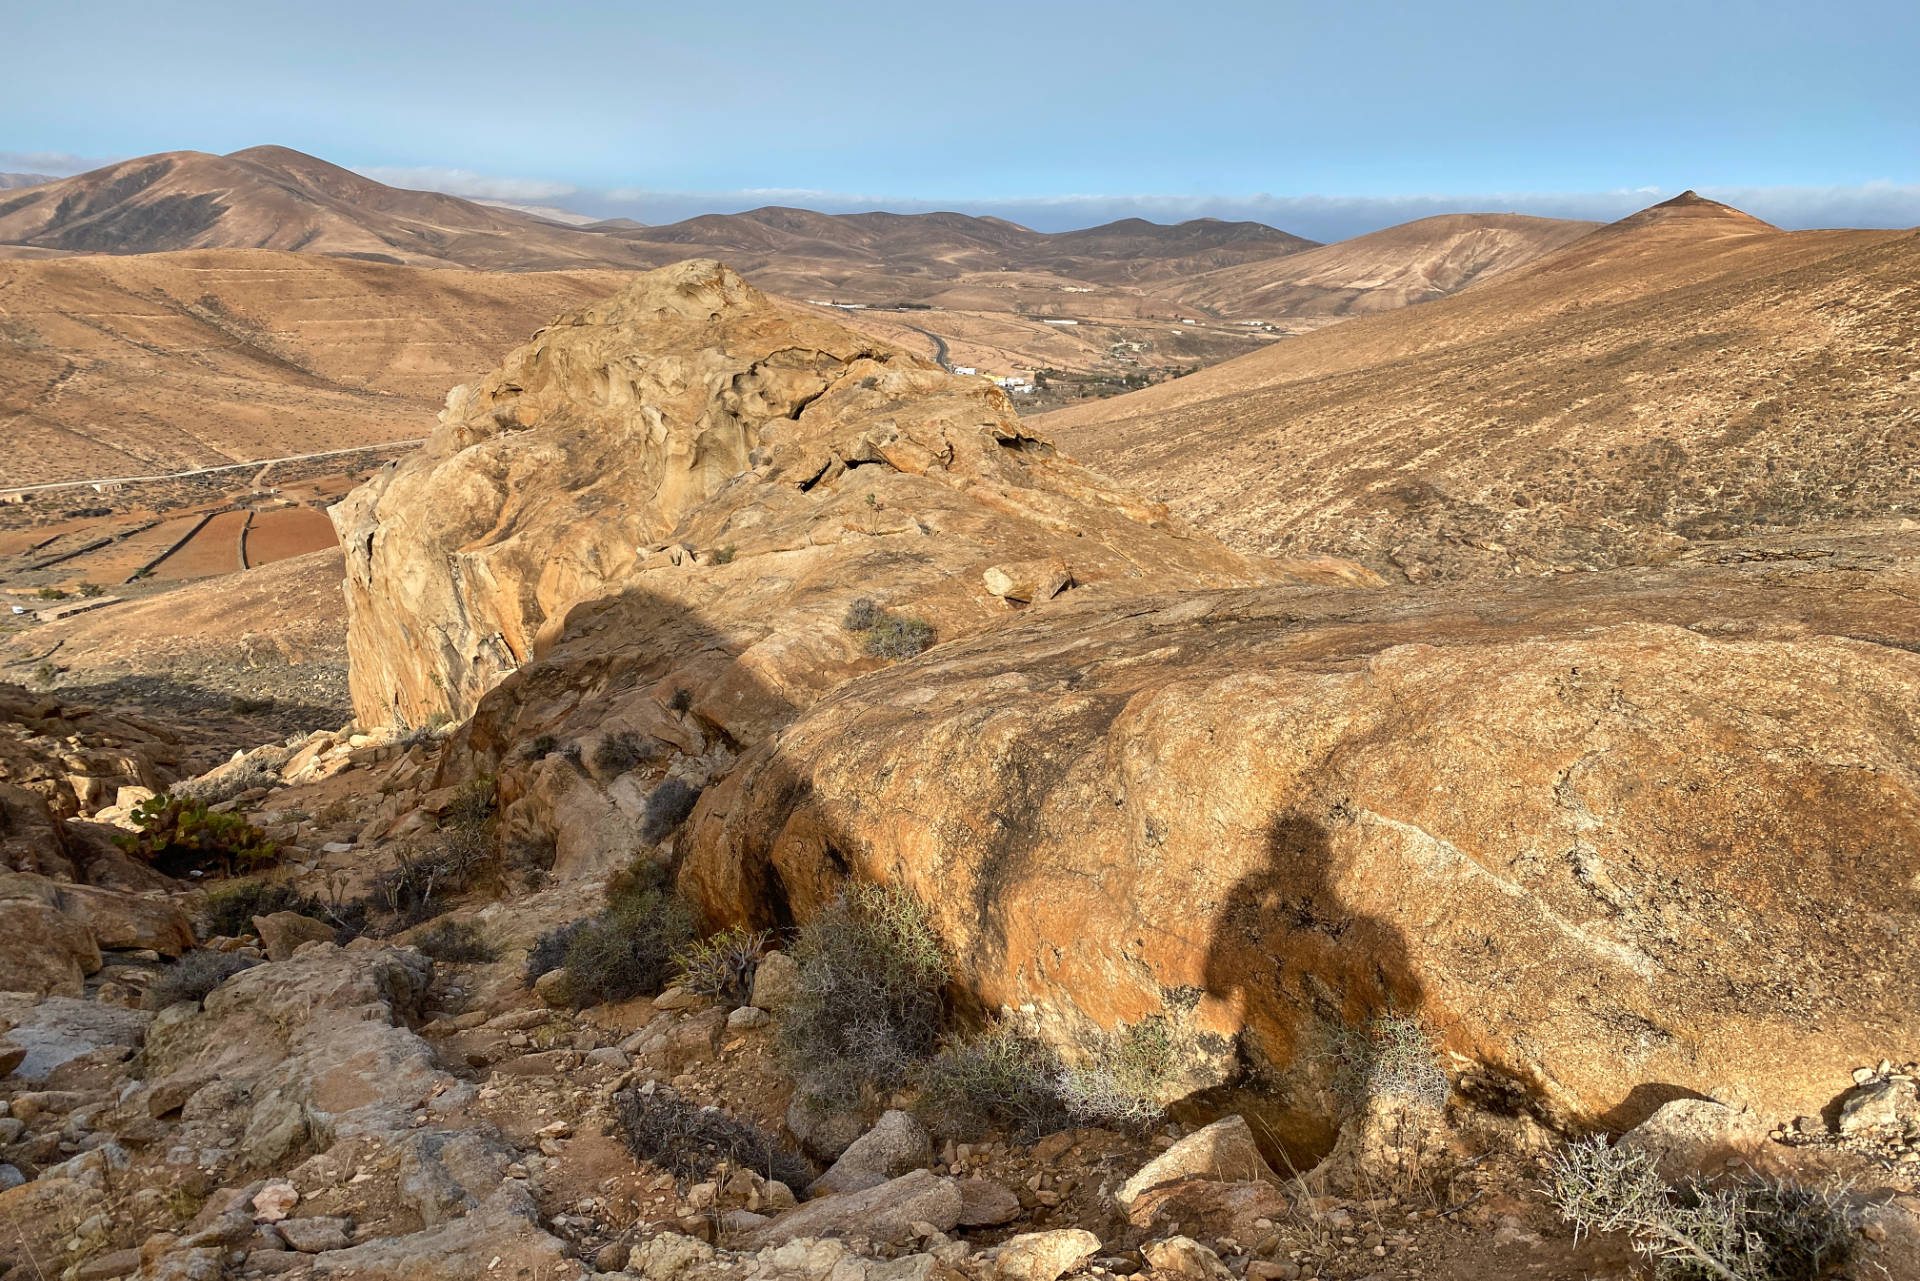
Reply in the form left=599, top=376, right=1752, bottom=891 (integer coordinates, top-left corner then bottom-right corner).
left=0, top=12, right=1916, bottom=1280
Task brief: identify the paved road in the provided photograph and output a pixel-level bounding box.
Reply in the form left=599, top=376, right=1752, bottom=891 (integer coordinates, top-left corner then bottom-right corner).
left=0, top=439, right=423, bottom=498
left=902, top=324, right=951, bottom=370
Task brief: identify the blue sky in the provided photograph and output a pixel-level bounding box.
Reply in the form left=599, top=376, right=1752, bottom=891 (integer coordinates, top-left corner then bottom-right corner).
left=5, top=0, right=1917, bottom=238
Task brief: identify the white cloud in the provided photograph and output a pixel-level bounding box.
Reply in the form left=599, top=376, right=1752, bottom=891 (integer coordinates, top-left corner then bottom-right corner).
left=356, top=165, right=579, bottom=203
left=0, top=150, right=110, bottom=176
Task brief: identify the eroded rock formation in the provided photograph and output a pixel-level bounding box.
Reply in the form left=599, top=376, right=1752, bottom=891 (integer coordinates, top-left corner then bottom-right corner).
left=333, top=259, right=1276, bottom=731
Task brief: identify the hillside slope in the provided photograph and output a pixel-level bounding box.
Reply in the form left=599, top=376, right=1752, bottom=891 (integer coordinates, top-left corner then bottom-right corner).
left=0, top=250, right=626, bottom=485
left=1170, top=212, right=1599, bottom=318
left=0, top=146, right=658, bottom=270
left=1043, top=193, right=1919, bottom=580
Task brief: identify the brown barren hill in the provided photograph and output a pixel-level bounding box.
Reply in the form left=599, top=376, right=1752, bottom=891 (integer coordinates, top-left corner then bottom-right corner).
left=0, top=146, right=660, bottom=270
left=0, top=251, right=627, bottom=486
left=1169, top=211, right=1599, bottom=319
left=1043, top=192, right=1920, bottom=580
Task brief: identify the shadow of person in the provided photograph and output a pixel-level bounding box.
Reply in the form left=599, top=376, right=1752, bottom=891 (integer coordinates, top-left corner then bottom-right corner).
left=1191, top=807, right=1430, bottom=1172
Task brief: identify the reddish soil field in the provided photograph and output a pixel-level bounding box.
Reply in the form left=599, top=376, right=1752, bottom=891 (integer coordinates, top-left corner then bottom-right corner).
left=150, top=509, right=250, bottom=579
left=243, top=506, right=338, bottom=567
left=69, top=514, right=208, bottom=585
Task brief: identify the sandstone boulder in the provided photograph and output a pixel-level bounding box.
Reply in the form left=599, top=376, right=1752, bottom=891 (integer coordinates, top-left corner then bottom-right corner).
left=750, top=950, right=799, bottom=1011
left=54, top=883, right=194, bottom=955
left=1117, top=1116, right=1275, bottom=1209
left=811, top=1109, right=932, bottom=1195
left=742, top=1168, right=962, bottom=1248
left=333, top=261, right=1295, bottom=882
left=681, top=552, right=1920, bottom=1142
left=0, top=878, right=100, bottom=995
left=252, top=912, right=335, bottom=962
left=996, top=1229, right=1101, bottom=1281
left=1621, top=1098, right=1772, bottom=1179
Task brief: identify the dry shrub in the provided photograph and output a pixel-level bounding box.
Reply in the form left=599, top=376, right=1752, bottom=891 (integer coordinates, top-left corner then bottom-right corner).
left=673, top=925, right=770, bottom=1006
left=614, top=1084, right=811, bottom=1190
left=780, top=884, right=947, bottom=1107
left=1545, top=1137, right=1857, bottom=1281
left=144, top=951, right=260, bottom=1010
left=918, top=1023, right=1071, bottom=1140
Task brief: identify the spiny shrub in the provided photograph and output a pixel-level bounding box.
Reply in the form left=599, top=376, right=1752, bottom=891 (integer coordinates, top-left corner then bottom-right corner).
left=374, top=779, right=495, bottom=924
left=614, top=1085, right=810, bottom=1190
left=143, top=951, right=260, bottom=1010
left=780, top=884, right=948, bottom=1107
left=639, top=777, right=701, bottom=845
left=173, top=757, right=281, bottom=807
left=530, top=861, right=695, bottom=1008
left=413, top=918, right=497, bottom=963
left=1545, top=1137, right=1857, bottom=1281
left=591, top=730, right=660, bottom=778
left=197, top=880, right=366, bottom=943
left=710, top=544, right=737, bottom=565
left=198, top=880, right=318, bottom=939
left=1330, top=1012, right=1449, bottom=1110
left=673, top=926, right=770, bottom=1006
left=117, top=795, right=278, bottom=877
left=1057, top=1017, right=1180, bottom=1130
left=525, top=918, right=589, bottom=985
left=840, top=598, right=936, bottom=661
left=841, top=598, right=884, bottom=632
left=918, top=1023, right=1071, bottom=1140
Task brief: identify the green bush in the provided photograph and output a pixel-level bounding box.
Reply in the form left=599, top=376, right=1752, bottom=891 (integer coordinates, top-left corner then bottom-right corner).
left=413, top=918, right=497, bottom=963
left=117, top=795, right=278, bottom=877
left=198, top=879, right=317, bottom=939
left=780, top=884, right=948, bottom=1107
left=639, top=777, right=701, bottom=844
left=710, top=544, right=737, bottom=565
left=143, top=951, right=260, bottom=1010
left=918, top=1023, right=1070, bottom=1140
left=673, top=925, right=770, bottom=1006
left=1545, top=1137, right=1856, bottom=1281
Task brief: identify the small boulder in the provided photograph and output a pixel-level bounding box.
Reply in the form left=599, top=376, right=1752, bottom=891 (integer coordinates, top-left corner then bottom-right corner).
left=957, top=1178, right=1022, bottom=1227
left=1116, top=1115, right=1275, bottom=1208
left=251, top=1181, right=299, bottom=1223
left=750, top=950, right=800, bottom=1011
left=1141, top=1237, right=1232, bottom=1281
left=996, top=1229, right=1101, bottom=1281
left=630, top=1231, right=713, bottom=1279
left=276, top=1216, right=354, bottom=1252
left=812, top=1109, right=932, bottom=1195
left=743, top=1169, right=963, bottom=1248
left=251, top=913, right=334, bottom=962
left=1840, top=1077, right=1920, bottom=1138
left=1622, top=1098, right=1770, bottom=1178
left=532, top=967, right=572, bottom=1008
left=728, top=1006, right=770, bottom=1030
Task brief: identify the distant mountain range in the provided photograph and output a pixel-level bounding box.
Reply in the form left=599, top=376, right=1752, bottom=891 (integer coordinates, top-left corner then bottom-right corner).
left=0, top=146, right=1598, bottom=323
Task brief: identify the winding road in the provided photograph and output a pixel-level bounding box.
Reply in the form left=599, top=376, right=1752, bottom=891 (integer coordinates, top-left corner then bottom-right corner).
left=0, top=439, right=423, bottom=499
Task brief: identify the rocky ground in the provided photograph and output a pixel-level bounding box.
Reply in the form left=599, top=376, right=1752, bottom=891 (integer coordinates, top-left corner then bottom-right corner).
left=2, top=254, right=1916, bottom=1281
left=0, top=719, right=1912, bottom=1281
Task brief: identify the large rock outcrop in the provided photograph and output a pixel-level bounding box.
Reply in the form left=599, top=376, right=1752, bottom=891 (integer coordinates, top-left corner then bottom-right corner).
left=680, top=533, right=1920, bottom=1149
left=333, top=259, right=1282, bottom=732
